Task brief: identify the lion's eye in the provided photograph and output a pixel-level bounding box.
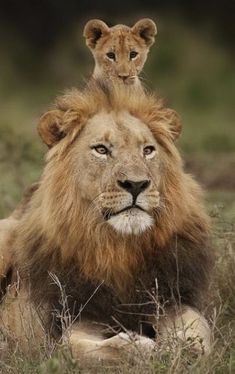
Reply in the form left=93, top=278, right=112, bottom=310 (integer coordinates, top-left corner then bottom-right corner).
left=143, top=145, right=156, bottom=158
left=130, top=51, right=138, bottom=60
left=92, top=144, right=110, bottom=156
left=106, top=52, right=116, bottom=61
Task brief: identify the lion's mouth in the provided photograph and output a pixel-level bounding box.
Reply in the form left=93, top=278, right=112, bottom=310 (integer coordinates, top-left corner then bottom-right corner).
left=103, top=205, right=146, bottom=221
left=124, top=76, right=136, bottom=85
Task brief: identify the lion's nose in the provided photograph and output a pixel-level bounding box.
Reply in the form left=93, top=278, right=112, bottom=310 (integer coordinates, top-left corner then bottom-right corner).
left=117, top=179, right=150, bottom=200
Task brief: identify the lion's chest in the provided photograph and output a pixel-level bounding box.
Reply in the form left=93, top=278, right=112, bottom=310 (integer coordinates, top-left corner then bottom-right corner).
left=59, top=270, right=157, bottom=334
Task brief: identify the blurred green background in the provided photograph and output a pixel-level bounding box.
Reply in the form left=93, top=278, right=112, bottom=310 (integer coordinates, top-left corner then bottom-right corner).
left=0, top=1, right=234, bottom=219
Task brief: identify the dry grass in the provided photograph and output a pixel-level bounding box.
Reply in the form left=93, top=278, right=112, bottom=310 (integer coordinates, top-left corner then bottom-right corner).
left=0, top=204, right=234, bottom=374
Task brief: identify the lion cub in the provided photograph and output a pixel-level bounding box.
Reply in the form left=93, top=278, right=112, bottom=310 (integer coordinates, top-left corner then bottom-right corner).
left=83, top=18, right=157, bottom=86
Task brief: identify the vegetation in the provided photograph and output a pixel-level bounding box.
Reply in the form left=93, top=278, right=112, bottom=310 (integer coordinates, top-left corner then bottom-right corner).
left=0, top=14, right=234, bottom=373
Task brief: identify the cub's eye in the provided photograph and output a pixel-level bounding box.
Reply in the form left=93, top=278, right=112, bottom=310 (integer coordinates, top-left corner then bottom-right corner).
left=143, top=145, right=156, bottom=159
left=130, top=51, right=138, bottom=60
left=92, top=144, right=110, bottom=157
left=106, top=52, right=116, bottom=61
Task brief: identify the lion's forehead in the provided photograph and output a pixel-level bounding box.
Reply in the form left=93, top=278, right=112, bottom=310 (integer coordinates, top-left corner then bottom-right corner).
left=100, top=29, right=145, bottom=54
left=82, top=111, right=156, bottom=147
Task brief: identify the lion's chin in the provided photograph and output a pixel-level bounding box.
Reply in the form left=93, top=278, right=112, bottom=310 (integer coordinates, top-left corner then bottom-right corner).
left=108, top=208, right=154, bottom=235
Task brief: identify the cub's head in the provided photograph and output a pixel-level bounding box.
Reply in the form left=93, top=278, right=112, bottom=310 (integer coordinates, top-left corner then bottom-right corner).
left=38, top=82, right=182, bottom=237
left=83, top=19, right=157, bottom=85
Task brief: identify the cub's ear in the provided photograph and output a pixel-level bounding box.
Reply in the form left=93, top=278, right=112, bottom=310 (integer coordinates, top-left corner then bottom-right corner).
left=166, top=109, right=182, bottom=141
left=132, top=18, right=157, bottom=47
left=83, top=19, right=110, bottom=49
left=37, top=110, right=66, bottom=148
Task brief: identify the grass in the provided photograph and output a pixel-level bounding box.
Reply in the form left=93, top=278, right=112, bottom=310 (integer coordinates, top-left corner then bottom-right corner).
left=0, top=13, right=234, bottom=373
left=0, top=200, right=234, bottom=373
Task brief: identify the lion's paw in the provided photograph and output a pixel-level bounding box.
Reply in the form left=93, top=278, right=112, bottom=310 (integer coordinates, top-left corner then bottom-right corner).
left=101, top=331, right=155, bottom=353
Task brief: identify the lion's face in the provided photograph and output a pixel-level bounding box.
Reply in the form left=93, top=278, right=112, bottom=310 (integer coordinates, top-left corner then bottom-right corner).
left=72, top=111, right=160, bottom=235
left=84, top=19, right=157, bottom=85
left=38, top=83, right=182, bottom=240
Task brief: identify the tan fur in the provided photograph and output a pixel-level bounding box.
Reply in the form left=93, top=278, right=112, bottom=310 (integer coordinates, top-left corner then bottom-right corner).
left=83, top=19, right=157, bottom=86
left=32, top=84, right=193, bottom=291
left=0, top=184, right=39, bottom=289
left=158, top=306, right=211, bottom=355
left=69, top=323, right=155, bottom=361
left=0, top=218, right=16, bottom=278
left=0, top=82, right=212, bottom=359
left=0, top=284, right=45, bottom=352
left=0, top=19, right=157, bottom=281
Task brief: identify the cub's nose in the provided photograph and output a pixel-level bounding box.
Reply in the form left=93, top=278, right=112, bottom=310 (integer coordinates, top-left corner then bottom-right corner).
left=118, top=73, right=130, bottom=81
left=117, top=179, right=150, bottom=199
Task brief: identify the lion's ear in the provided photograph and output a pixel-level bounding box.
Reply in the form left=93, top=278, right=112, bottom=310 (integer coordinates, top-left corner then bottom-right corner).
left=83, top=19, right=110, bottom=49
left=166, top=109, right=182, bottom=141
left=132, top=18, right=157, bottom=47
left=37, top=110, right=66, bottom=148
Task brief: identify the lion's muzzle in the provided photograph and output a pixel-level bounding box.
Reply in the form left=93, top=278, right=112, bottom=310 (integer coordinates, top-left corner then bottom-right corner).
left=117, top=179, right=150, bottom=204
left=99, top=178, right=156, bottom=235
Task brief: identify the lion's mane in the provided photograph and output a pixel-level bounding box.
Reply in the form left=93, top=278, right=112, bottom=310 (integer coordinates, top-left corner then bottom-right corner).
left=12, top=81, right=213, bottom=337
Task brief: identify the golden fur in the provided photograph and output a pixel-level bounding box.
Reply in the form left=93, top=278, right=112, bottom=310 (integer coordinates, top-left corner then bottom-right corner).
left=32, top=82, right=205, bottom=290
left=0, top=81, right=213, bottom=359
left=0, top=218, right=15, bottom=280
left=0, top=19, right=157, bottom=283
left=0, top=183, right=38, bottom=295
left=84, top=19, right=157, bottom=86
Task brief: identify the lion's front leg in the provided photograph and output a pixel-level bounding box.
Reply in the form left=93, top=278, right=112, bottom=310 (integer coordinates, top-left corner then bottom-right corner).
left=0, top=284, right=46, bottom=352
left=68, top=322, right=155, bottom=361
left=158, top=306, right=211, bottom=355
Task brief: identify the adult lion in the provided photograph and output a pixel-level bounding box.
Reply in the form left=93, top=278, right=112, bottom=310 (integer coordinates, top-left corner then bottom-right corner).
left=0, top=81, right=213, bottom=360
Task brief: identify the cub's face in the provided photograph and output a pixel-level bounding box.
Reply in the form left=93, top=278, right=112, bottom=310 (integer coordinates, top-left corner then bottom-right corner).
left=84, top=19, right=157, bottom=86
left=74, top=111, right=160, bottom=235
